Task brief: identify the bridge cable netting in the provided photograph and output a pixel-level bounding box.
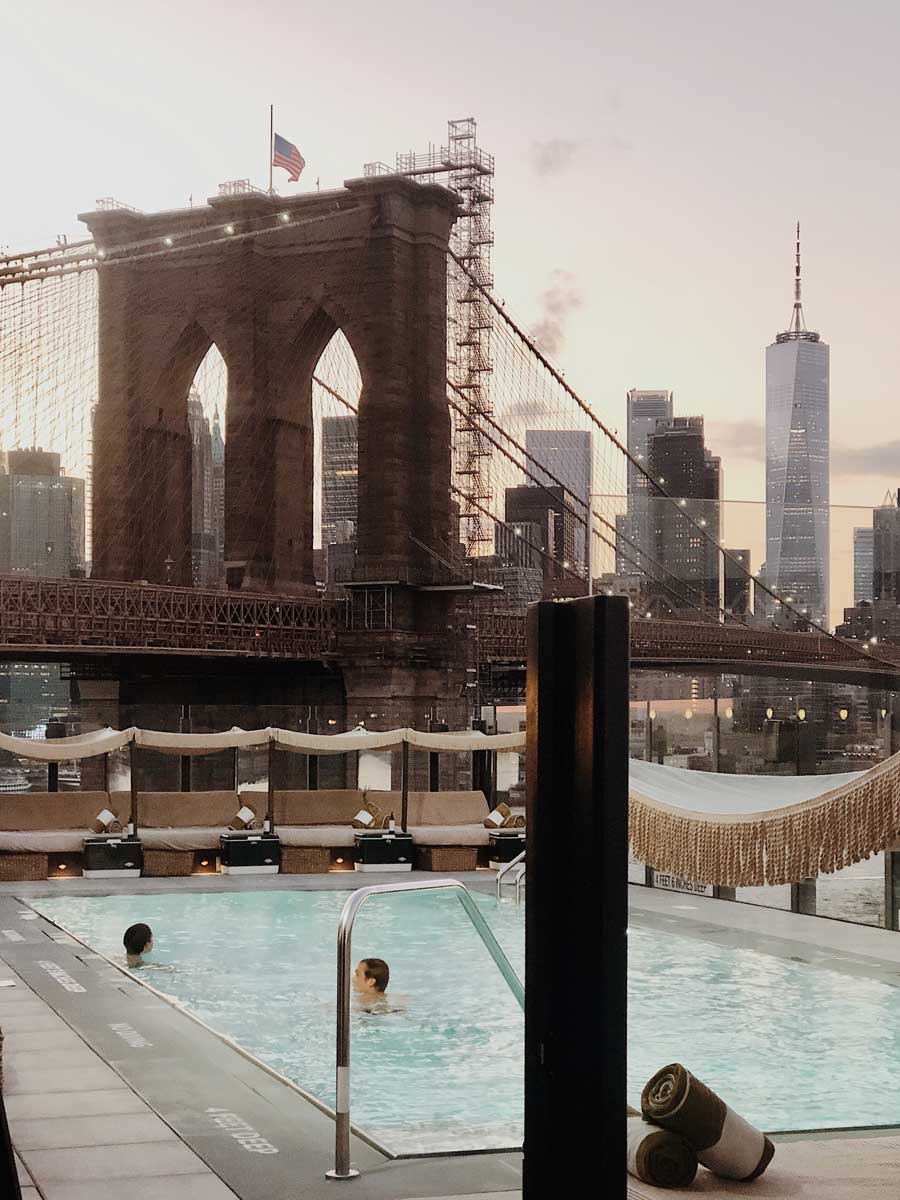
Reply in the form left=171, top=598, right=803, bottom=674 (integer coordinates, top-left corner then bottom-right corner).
left=0, top=207, right=887, bottom=673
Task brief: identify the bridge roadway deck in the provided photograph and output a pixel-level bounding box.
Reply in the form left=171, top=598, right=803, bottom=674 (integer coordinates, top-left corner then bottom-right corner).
left=0, top=577, right=897, bottom=687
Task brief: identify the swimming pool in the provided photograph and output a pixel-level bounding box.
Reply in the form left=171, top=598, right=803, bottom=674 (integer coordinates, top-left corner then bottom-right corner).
left=32, top=889, right=900, bottom=1154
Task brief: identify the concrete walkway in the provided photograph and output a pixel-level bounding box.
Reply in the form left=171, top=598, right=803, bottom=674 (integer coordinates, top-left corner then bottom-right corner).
left=2, top=957, right=238, bottom=1199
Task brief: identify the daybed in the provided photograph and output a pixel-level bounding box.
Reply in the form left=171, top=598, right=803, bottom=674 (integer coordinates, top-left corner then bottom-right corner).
left=0, top=792, right=130, bottom=880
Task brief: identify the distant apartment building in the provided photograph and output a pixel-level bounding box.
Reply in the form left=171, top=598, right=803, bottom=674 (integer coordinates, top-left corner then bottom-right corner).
left=187, top=392, right=224, bottom=588
left=646, top=417, right=721, bottom=611
left=853, top=527, right=874, bottom=604
left=0, top=448, right=85, bottom=578
left=322, top=415, right=358, bottom=550
left=525, top=429, right=592, bottom=572
left=504, top=484, right=577, bottom=585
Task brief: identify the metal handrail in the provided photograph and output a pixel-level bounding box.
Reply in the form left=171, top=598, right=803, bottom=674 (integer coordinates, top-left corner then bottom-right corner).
left=326, top=879, right=525, bottom=1181
left=514, top=863, right=526, bottom=906
left=496, top=849, right=526, bottom=899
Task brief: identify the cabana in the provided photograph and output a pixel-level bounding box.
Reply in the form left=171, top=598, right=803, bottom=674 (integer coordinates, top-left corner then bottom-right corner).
left=0, top=724, right=526, bottom=879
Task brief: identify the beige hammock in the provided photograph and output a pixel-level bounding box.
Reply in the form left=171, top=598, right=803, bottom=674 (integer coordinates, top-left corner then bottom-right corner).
left=629, top=755, right=900, bottom=888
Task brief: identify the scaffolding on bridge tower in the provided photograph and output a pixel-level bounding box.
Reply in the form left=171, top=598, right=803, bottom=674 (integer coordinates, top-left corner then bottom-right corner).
left=365, top=117, right=495, bottom=557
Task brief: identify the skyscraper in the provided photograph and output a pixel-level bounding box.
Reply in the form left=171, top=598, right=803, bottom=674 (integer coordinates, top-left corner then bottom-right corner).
left=211, top=408, right=225, bottom=586
left=853, top=526, right=874, bottom=604
left=525, top=430, right=592, bottom=571
left=873, top=491, right=900, bottom=604
left=619, top=389, right=674, bottom=573
left=646, top=417, right=721, bottom=610
left=765, top=225, right=830, bottom=626
left=322, top=415, right=358, bottom=548
left=187, top=391, right=220, bottom=588
left=0, top=449, right=85, bottom=578
left=505, top=484, right=577, bottom=583
left=725, top=549, right=752, bottom=616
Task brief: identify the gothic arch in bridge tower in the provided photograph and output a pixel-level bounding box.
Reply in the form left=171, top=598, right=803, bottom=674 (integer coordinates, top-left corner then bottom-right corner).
left=83, top=177, right=458, bottom=595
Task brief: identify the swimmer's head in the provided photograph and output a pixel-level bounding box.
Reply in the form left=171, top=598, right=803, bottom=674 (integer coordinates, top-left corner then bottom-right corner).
left=353, top=958, right=389, bottom=995
left=123, top=923, right=153, bottom=958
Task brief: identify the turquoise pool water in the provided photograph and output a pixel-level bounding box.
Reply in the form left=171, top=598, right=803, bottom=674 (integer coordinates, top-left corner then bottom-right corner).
left=32, top=889, right=900, bottom=1154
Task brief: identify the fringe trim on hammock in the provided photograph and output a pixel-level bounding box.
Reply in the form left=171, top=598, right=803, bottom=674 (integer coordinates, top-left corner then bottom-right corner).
left=629, top=751, right=900, bottom=888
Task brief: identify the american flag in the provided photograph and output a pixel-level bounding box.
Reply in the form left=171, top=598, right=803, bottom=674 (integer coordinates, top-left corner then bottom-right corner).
left=273, top=133, right=305, bottom=182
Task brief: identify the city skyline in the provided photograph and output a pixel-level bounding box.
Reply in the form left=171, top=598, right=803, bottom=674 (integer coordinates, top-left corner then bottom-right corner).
left=5, top=1, right=900, bottom=512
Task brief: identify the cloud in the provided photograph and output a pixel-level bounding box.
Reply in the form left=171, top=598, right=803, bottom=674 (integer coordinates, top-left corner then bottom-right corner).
left=706, top=420, right=765, bottom=462
left=702, top=423, right=900, bottom=479
left=532, top=138, right=580, bottom=177
left=531, top=269, right=583, bottom=357
left=833, top=442, right=900, bottom=477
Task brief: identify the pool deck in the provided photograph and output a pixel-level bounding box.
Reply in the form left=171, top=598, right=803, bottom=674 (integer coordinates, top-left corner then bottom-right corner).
left=2, top=873, right=900, bottom=1198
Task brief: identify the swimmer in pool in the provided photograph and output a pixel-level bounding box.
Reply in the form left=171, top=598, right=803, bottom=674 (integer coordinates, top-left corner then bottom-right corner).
left=352, top=958, right=407, bottom=1013
left=123, top=922, right=153, bottom=968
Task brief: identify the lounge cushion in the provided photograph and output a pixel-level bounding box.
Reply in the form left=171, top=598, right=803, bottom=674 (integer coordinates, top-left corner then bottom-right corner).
left=406, top=824, right=490, bottom=847
left=277, top=825, right=356, bottom=848
left=273, top=790, right=365, bottom=827
left=373, top=791, right=491, bottom=826
left=140, top=827, right=233, bottom=851
left=0, top=792, right=127, bottom=832
left=0, top=830, right=90, bottom=853
left=110, top=791, right=248, bottom=829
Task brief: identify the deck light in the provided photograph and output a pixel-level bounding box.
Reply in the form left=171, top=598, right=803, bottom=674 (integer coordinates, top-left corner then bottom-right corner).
left=200, top=859, right=209, bottom=866
left=839, top=708, right=849, bottom=721
left=797, top=708, right=806, bottom=721
left=766, top=707, right=774, bottom=719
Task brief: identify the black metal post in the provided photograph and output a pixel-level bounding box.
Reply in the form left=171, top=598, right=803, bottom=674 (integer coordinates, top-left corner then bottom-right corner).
left=400, top=740, right=410, bottom=832
left=885, top=698, right=900, bottom=929
left=472, top=749, right=490, bottom=802
left=232, top=746, right=239, bottom=791
left=102, top=751, right=109, bottom=794
left=428, top=721, right=446, bottom=791
left=180, top=704, right=191, bottom=792
left=711, top=693, right=721, bottom=773
left=644, top=700, right=652, bottom=762
left=46, top=718, right=65, bottom=792
left=524, top=595, right=628, bottom=1198
left=490, top=750, right=498, bottom=808
left=266, top=743, right=275, bottom=833
left=128, top=743, right=138, bottom=835
left=308, top=710, right=319, bottom=790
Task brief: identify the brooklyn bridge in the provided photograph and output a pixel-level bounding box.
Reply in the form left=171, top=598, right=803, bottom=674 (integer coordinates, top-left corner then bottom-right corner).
left=0, top=161, right=891, bottom=730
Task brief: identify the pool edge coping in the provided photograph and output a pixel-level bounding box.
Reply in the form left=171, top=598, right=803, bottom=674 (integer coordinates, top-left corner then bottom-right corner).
left=23, top=891, right=526, bottom=1163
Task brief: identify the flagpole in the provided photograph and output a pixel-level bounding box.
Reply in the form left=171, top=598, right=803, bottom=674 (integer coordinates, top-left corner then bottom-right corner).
left=269, top=105, right=274, bottom=195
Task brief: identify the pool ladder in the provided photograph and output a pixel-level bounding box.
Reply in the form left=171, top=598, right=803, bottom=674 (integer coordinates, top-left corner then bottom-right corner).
left=326, top=879, right=525, bottom=1181
left=496, top=849, right=526, bottom=905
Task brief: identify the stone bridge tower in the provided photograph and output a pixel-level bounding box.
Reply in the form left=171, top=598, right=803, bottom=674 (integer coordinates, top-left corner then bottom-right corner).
left=83, top=178, right=471, bottom=740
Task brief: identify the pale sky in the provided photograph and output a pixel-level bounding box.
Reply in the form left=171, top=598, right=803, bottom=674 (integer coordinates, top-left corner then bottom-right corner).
left=4, top=0, right=899, bottom=524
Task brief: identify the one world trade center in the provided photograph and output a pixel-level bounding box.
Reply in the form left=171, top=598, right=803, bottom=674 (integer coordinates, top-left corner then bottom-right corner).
left=765, top=225, right=830, bottom=628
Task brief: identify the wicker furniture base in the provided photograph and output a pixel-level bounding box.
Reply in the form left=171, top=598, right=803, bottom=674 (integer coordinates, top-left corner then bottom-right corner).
left=281, top=846, right=330, bottom=874
left=415, top=846, right=478, bottom=873
left=143, top=849, right=194, bottom=877
left=0, top=853, right=48, bottom=881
